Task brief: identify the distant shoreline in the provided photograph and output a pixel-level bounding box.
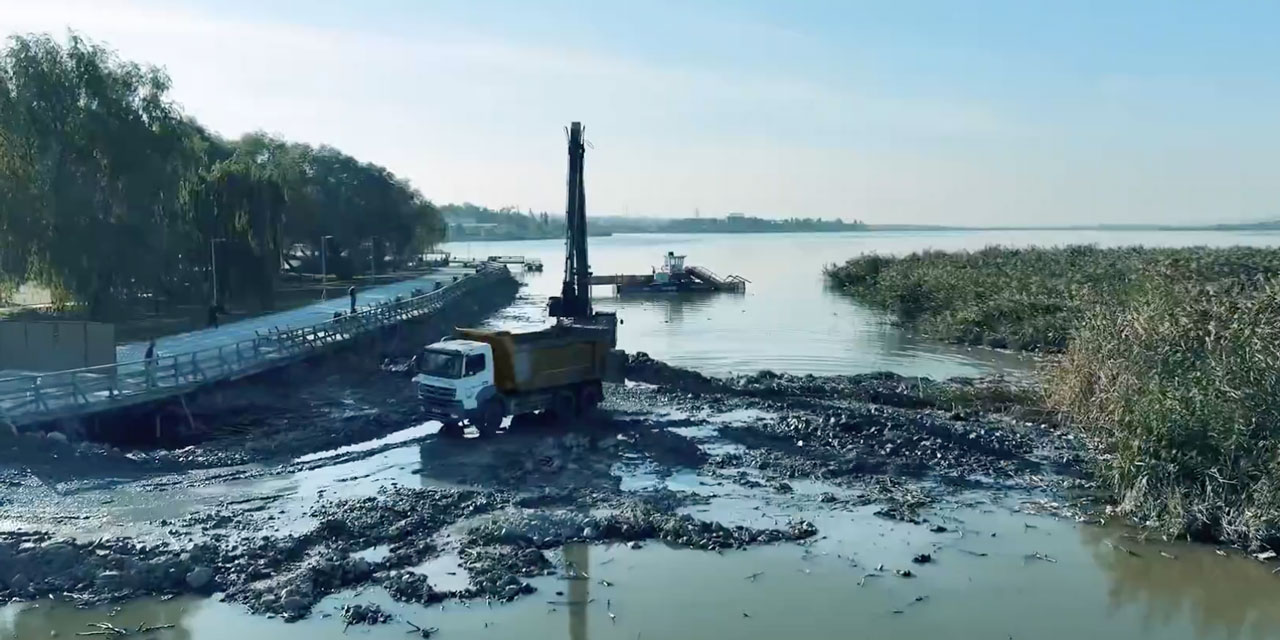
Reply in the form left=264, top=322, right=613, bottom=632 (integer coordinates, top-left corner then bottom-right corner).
left=445, top=231, right=613, bottom=242
left=444, top=222, right=1280, bottom=243
left=445, top=228, right=876, bottom=242
left=865, top=223, right=1280, bottom=232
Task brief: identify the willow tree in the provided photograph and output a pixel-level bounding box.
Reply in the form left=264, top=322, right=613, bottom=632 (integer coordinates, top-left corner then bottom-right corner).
left=188, top=154, right=287, bottom=310
left=0, top=32, right=201, bottom=317
left=241, top=135, right=445, bottom=275
left=0, top=32, right=446, bottom=317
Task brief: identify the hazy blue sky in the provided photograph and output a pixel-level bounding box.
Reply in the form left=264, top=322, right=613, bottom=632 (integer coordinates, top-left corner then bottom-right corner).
left=3, top=0, right=1278, bottom=224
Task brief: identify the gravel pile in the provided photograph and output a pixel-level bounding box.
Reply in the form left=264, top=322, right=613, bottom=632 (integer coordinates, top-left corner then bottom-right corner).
left=626, top=357, right=1059, bottom=482
left=466, top=504, right=816, bottom=552
left=342, top=602, right=392, bottom=626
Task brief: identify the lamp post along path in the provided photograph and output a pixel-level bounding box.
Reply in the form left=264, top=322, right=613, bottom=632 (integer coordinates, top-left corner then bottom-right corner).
left=320, top=235, right=333, bottom=300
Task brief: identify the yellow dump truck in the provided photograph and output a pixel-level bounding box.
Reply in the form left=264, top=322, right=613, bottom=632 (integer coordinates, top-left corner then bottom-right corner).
left=411, top=317, right=625, bottom=436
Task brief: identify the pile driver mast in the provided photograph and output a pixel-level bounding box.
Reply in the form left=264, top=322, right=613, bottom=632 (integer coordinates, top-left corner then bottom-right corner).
left=550, top=122, right=592, bottom=320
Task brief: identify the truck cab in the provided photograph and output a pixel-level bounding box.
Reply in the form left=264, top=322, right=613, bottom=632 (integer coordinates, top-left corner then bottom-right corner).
left=413, top=320, right=623, bottom=438
left=411, top=339, right=498, bottom=432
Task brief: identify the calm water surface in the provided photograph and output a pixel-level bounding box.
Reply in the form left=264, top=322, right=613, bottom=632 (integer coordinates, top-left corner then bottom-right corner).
left=448, top=229, right=1280, bottom=379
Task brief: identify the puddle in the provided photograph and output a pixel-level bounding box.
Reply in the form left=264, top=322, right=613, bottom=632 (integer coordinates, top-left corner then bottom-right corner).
left=669, top=424, right=748, bottom=456
left=613, top=461, right=735, bottom=496
left=295, top=421, right=441, bottom=463
left=613, top=459, right=663, bottom=492
left=13, top=441, right=438, bottom=542
left=354, top=545, right=392, bottom=564
left=707, top=408, right=776, bottom=424
left=662, top=469, right=731, bottom=496
left=784, top=477, right=857, bottom=496
left=410, top=552, right=472, bottom=592
left=680, top=495, right=802, bottom=530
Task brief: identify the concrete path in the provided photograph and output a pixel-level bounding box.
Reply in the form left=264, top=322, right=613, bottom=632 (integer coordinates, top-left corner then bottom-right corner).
left=116, top=267, right=472, bottom=363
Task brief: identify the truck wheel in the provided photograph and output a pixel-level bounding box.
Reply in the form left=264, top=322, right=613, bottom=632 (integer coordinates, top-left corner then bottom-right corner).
left=475, top=400, right=505, bottom=437
left=552, top=391, right=577, bottom=421
left=578, top=384, right=602, bottom=416
left=439, top=420, right=465, bottom=438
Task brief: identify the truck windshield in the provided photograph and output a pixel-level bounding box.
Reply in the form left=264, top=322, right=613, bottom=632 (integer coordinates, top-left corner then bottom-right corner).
left=418, top=350, right=463, bottom=379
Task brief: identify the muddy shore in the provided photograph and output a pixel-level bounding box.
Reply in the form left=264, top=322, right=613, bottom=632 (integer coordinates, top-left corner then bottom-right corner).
left=0, top=353, right=1095, bottom=624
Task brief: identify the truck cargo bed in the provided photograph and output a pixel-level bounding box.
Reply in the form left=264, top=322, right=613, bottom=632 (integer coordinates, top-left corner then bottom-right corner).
left=456, top=319, right=617, bottom=394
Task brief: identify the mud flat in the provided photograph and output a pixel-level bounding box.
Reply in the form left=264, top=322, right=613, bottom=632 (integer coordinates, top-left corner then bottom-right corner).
left=2, top=357, right=1279, bottom=639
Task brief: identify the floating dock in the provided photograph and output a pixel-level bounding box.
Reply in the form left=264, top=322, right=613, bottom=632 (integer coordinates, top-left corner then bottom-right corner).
left=483, top=256, right=543, bottom=272
left=591, top=252, right=748, bottom=294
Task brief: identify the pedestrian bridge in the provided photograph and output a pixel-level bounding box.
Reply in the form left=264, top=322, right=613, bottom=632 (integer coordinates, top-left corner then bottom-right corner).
left=0, top=266, right=510, bottom=428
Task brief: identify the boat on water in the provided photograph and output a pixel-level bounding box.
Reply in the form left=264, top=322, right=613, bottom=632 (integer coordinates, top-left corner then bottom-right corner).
left=591, top=252, right=748, bottom=294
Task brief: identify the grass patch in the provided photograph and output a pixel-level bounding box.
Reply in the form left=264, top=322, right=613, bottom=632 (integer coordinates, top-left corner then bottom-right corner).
left=922, top=377, right=1045, bottom=416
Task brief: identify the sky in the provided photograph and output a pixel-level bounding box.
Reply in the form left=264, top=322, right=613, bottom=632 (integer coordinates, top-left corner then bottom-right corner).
left=2, top=0, right=1278, bottom=225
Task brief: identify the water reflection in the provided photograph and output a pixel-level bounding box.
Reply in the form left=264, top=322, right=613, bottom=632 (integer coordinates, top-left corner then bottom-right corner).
left=1, top=597, right=194, bottom=640
left=600, top=291, right=727, bottom=327
left=1081, top=525, right=1280, bottom=640
left=566, top=543, right=590, bottom=640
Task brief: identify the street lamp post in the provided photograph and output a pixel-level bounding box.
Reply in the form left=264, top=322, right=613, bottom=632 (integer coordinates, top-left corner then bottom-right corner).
left=320, top=235, right=334, bottom=300
left=210, top=238, right=226, bottom=308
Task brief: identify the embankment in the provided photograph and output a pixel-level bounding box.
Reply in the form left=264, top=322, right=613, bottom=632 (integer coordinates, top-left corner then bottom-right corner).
left=826, top=245, right=1280, bottom=548
left=84, top=270, right=521, bottom=450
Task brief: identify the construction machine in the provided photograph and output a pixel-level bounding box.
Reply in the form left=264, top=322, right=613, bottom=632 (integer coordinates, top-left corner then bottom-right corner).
left=413, top=123, right=624, bottom=437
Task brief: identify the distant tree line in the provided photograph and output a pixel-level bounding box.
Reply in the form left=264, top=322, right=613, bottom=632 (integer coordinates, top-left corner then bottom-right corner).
left=0, top=32, right=445, bottom=319
left=440, top=203, right=561, bottom=240
left=441, top=205, right=868, bottom=241
left=662, top=215, right=865, bottom=234
left=593, top=214, right=866, bottom=234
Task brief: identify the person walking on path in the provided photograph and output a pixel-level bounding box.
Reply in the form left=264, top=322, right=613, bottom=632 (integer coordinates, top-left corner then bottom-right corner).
left=144, top=339, right=157, bottom=388
left=348, top=285, right=357, bottom=314
left=207, top=304, right=219, bottom=329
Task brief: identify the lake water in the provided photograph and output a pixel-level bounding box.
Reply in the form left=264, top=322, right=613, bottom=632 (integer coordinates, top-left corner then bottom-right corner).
left=8, top=229, right=1280, bottom=640
left=449, top=228, right=1280, bottom=379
